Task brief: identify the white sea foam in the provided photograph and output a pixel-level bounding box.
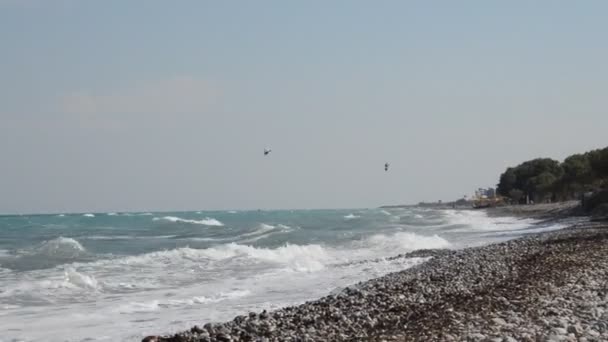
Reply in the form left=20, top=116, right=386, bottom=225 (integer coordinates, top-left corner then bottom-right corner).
left=116, top=289, right=252, bottom=314
left=83, top=213, right=95, bottom=217
left=380, top=210, right=392, bottom=216
left=64, top=267, right=99, bottom=289
left=107, top=243, right=331, bottom=273
left=154, top=216, right=224, bottom=226
left=441, top=210, right=538, bottom=232
left=107, top=212, right=118, bottom=216
left=344, top=214, right=360, bottom=220
left=367, top=232, right=450, bottom=251
left=84, top=235, right=177, bottom=241
left=57, top=214, right=65, bottom=217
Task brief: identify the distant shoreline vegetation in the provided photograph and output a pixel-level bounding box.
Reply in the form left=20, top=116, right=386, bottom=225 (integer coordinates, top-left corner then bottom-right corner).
left=497, top=146, right=608, bottom=204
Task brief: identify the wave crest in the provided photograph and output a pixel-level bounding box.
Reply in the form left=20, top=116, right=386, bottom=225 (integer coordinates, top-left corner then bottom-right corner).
left=153, top=216, right=224, bottom=226
left=110, top=242, right=330, bottom=273
left=367, top=232, right=450, bottom=251
left=34, top=237, right=87, bottom=258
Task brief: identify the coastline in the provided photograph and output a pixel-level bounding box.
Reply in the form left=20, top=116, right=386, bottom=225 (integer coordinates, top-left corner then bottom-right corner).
left=143, top=204, right=608, bottom=341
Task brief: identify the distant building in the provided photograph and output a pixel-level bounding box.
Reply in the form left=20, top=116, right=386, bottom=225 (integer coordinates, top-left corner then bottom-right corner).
left=474, top=187, right=496, bottom=199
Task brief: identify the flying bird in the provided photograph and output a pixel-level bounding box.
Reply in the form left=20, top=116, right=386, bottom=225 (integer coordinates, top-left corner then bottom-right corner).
left=385, top=162, right=390, bottom=172
left=264, top=148, right=272, bottom=156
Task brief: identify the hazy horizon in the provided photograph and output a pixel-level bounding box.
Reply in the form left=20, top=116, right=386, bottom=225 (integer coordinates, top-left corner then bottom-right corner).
left=2, top=1, right=607, bottom=214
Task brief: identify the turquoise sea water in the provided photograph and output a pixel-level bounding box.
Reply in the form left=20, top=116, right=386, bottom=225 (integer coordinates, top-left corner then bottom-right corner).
left=0, top=208, right=564, bottom=341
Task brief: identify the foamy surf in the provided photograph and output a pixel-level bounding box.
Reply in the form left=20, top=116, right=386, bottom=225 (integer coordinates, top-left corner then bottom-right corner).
left=0, top=207, right=554, bottom=342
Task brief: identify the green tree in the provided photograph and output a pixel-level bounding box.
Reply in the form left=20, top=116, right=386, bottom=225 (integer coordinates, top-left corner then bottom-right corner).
left=497, top=168, right=517, bottom=197
left=497, top=158, right=562, bottom=203
left=508, top=189, right=524, bottom=203
left=559, top=154, right=592, bottom=197
left=588, top=147, right=608, bottom=187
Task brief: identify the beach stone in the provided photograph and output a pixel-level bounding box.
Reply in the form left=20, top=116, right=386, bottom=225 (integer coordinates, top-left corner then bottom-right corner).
left=567, top=324, right=583, bottom=335
left=491, top=317, right=507, bottom=326
left=468, top=333, right=486, bottom=341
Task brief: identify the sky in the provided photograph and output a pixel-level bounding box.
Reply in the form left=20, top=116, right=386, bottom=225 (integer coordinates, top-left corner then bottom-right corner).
left=1, top=1, right=607, bottom=213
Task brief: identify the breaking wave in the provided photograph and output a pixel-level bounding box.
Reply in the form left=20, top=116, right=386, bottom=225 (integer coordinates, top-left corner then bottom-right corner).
left=106, top=243, right=331, bottom=273
left=366, top=232, right=450, bottom=251
left=31, top=237, right=87, bottom=259
left=344, top=214, right=360, bottom=220
left=0, top=237, right=90, bottom=271
left=441, top=210, right=537, bottom=232
left=237, top=223, right=294, bottom=243
left=153, top=216, right=224, bottom=226
left=83, top=213, right=95, bottom=217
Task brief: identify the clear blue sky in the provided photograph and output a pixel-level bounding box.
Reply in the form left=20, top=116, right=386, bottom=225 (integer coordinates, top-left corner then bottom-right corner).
left=1, top=1, right=607, bottom=213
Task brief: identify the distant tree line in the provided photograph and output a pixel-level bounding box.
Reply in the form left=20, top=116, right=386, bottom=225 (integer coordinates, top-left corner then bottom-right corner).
left=497, top=147, right=608, bottom=204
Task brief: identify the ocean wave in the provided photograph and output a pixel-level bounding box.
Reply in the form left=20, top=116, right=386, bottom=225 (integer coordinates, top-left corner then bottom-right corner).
left=344, top=214, right=360, bottom=220
left=32, top=237, right=87, bottom=258
left=237, top=223, right=294, bottom=243
left=115, top=289, right=251, bottom=314
left=380, top=210, right=392, bottom=216
left=153, top=216, right=224, bottom=226
left=107, top=212, right=118, bottom=216
left=109, top=243, right=331, bottom=273
left=441, top=210, right=537, bottom=232
left=239, top=223, right=277, bottom=238
left=1, top=237, right=90, bottom=271
left=64, top=267, right=99, bottom=289
left=367, top=232, right=450, bottom=251
left=84, top=235, right=177, bottom=241
left=83, top=213, right=95, bottom=217
left=0, top=267, right=100, bottom=302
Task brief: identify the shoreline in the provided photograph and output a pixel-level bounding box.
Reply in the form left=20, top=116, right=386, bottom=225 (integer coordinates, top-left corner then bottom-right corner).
left=143, top=203, right=608, bottom=341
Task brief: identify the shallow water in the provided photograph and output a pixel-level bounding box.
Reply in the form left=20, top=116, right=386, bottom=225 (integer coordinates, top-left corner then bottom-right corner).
left=0, top=208, right=566, bottom=341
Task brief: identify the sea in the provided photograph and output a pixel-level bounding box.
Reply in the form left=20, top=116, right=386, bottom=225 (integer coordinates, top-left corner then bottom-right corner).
left=0, top=207, right=567, bottom=341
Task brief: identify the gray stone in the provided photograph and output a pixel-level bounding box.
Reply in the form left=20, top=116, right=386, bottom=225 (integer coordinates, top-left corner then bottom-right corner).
left=491, top=317, right=507, bottom=326
left=468, top=333, right=486, bottom=341
left=567, top=324, right=583, bottom=335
